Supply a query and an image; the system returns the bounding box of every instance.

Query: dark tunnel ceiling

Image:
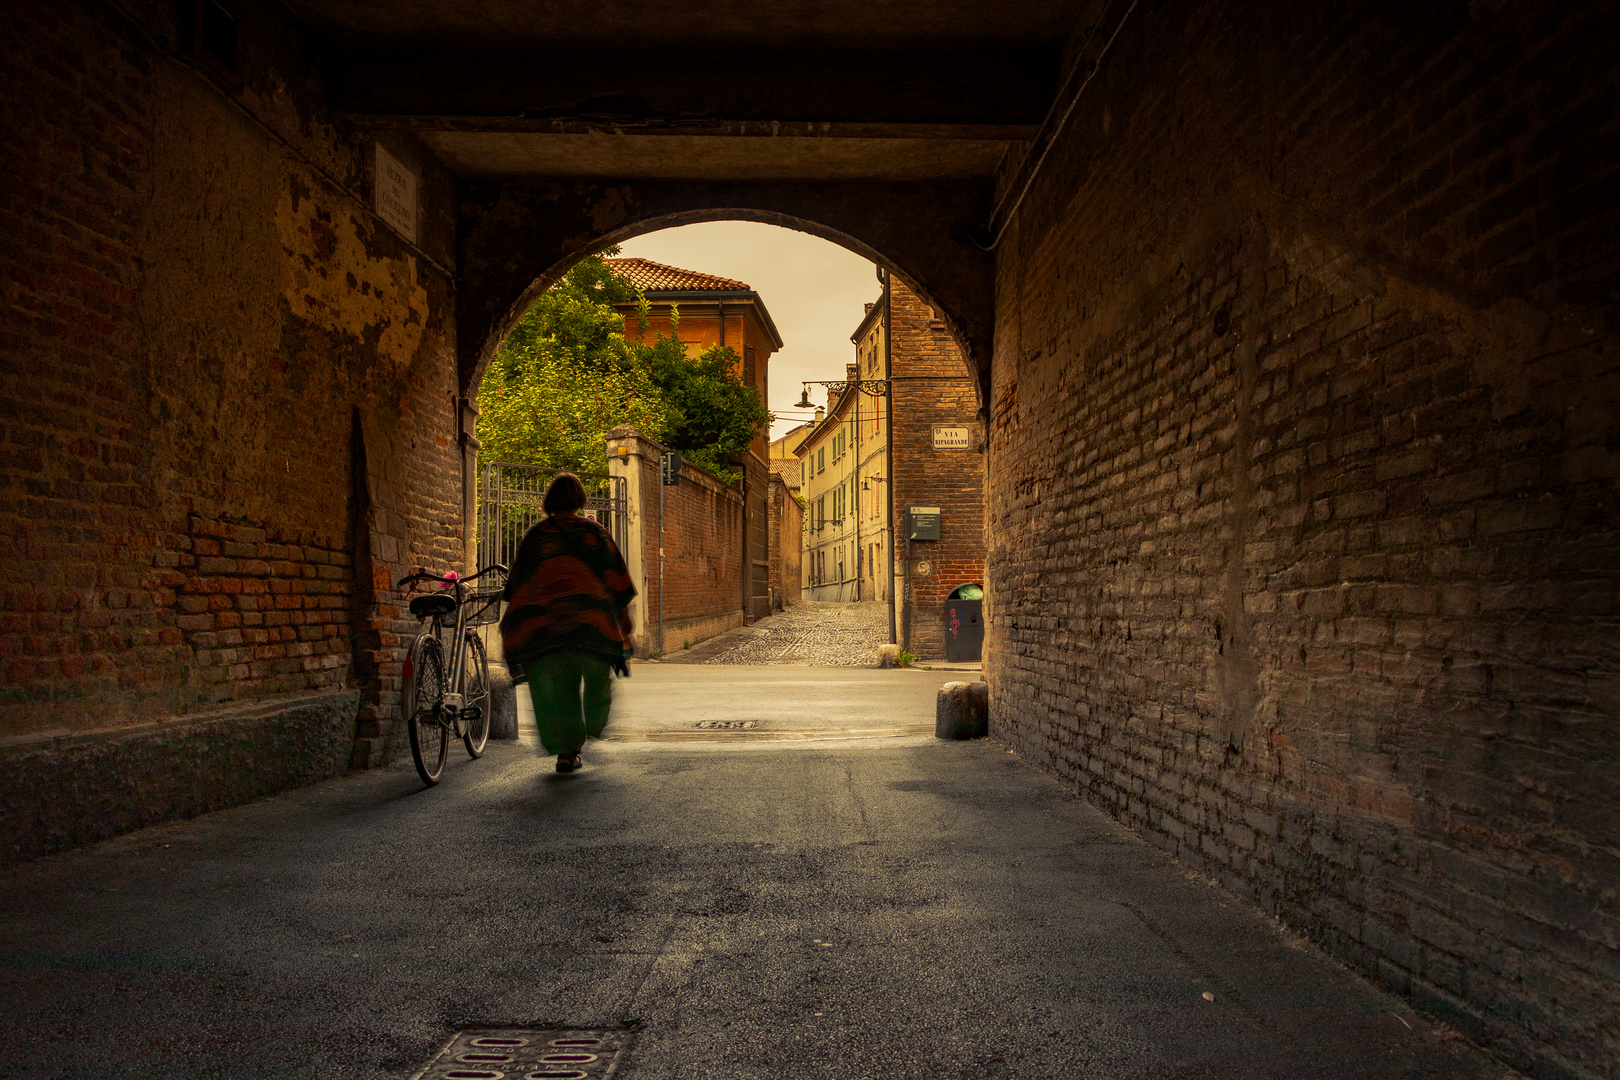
[279,0,1081,53]
[285,0,1093,181]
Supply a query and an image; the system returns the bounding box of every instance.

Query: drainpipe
[853,377,861,603]
[741,464,750,622]
[458,395,480,574]
[659,461,665,656]
[881,268,897,647]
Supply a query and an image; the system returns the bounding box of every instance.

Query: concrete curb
[0,690,361,867]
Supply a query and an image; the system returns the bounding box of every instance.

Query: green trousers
[521,649,613,756]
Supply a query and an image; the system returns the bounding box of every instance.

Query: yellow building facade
[796,299,890,603]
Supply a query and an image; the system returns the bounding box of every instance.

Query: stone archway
[454,179,994,403]
[456,196,991,659]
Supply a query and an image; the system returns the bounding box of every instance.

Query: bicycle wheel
[406,635,449,785]
[461,630,491,758]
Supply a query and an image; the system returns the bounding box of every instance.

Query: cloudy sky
[617,222,881,440]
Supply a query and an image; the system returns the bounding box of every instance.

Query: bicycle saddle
[409,593,458,618]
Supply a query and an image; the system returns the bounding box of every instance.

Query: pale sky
[616,222,881,440]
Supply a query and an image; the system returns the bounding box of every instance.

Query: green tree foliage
[643,339,772,482]
[476,252,669,475]
[477,353,672,476]
[476,250,772,484]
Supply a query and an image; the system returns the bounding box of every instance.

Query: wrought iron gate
[477,462,628,571]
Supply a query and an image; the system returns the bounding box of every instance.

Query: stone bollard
[935,680,989,739]
[488,662,520,740]
[876,644,901,668]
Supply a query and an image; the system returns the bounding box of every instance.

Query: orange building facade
[606,258,782,463]
[605,258,783,620]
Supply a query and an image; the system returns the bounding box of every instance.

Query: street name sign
[933,425,971,449]
[374,143,417,243]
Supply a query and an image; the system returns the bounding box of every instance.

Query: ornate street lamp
[798,378,889,406]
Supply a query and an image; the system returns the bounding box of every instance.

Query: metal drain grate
[410,1028,632,1080]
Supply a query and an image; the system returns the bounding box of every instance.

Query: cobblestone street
[662,600,892,666]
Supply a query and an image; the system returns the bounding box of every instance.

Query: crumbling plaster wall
[1,0,464,860]
[984,2,1618,1077]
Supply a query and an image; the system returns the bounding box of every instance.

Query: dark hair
[543,472,588,515]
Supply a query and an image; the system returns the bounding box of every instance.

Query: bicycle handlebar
[396,563,508,590]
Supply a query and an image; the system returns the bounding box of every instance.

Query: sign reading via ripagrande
[933,426,971,450]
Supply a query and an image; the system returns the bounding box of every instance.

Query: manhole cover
[411,1029,632,1080]
[695,720,757,729]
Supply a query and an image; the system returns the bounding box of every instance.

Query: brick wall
[986,2,1619,1076]
[0,0,465,856]
[888,277,986,659]
[745,453,770,621]
[616,431,747,654]
[767,473,803,608]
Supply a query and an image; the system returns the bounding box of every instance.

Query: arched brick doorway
[463,214,986,660]
[454,184,993,404]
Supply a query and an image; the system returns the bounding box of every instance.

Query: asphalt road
[0,666,1507,1079]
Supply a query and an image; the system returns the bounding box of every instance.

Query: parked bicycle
[397,564,507,786]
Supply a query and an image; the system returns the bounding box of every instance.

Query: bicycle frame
[400,564,504,733]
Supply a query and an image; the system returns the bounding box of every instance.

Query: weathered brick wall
[767,473,803,607]
[0,0,465,855]
[624,434,746,653]
[889,277,986,659]
[745,453,770,621]
[986,3,1618,1076]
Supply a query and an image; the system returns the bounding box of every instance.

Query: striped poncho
[499,516,636,665]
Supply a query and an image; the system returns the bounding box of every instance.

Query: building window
[818,447,824,473]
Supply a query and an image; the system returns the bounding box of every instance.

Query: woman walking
[500,472,636,773]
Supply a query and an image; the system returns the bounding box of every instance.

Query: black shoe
[556,754,583,773]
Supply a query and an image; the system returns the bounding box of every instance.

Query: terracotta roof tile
[604,257,752,293]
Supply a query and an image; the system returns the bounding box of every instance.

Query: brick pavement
[661,601,891,667]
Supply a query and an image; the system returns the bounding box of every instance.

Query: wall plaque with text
[908,507,941,540]
[933,426,971,449]
[374,143,418,243]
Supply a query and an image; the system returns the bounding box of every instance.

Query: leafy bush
[477,250,771,485]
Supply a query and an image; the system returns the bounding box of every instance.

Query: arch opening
[466,209,979,403]
[454,179,995,407]
[467,213,987,667]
